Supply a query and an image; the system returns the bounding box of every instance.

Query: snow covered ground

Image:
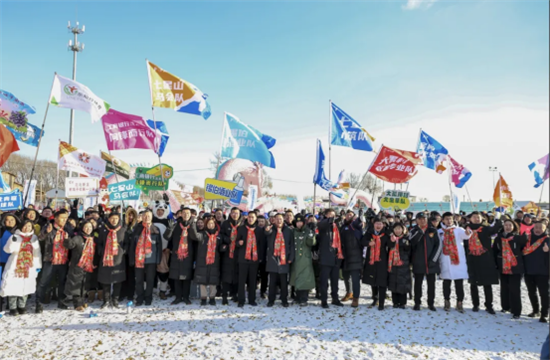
[0,281,546,360]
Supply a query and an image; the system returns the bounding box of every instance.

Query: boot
[75,306,86,312]
[528,311,541,318]
[456,301,464,314]
[209,298,216,306]
[201,299,207,306]
[369,299,378,308]
[9,309,18,316]
[97,290,104,303]
[159,291,167,300]
[171,298,182,305]
[444,300,450,311]
[222,297,229,306]
[351,298,359,308]
[341,293,353,302]
[87,290,96,303]
[331,299,344,307]
[35,302,43,314]
[486,307,496,315]
[17,307,27,315]
[100,291,110,309]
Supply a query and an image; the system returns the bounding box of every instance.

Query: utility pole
[67,20,85,145]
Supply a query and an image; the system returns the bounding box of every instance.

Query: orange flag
[0,125,20,167]
[493,174,513,208]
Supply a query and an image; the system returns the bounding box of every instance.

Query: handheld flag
[448,155,472,188]
[0,90,35,133]
[3,121,44,147]
[368,145,422,184]
[0,124,20,167]
[330,102,374,152]
[313,139,338,191]
[493,174,513,209]
[528,153,549,188]
[58,141,106,178]
[417,130,448,173]
[146,120,169,157]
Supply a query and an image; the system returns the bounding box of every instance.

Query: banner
[108,179,141,201]
[313,139,338,191]
[65,178,100,198]
[528,153,549,188]
[448,155,472,188]
[368,146,422,184]
[248,185,258,211]
[23,180,37,206]
[101,109,161,153]
[134,164,173,194]
[378,190,411,211]
[417,130,448,173]
[58,141,106,178]
[0,170,11,192]
[0,89,35,133]
[204,178,243,205]
[330,102,375,152]
[146,119,169,157]
[0,189,23,211]
[100,151,130,179]
[493,174,513,209]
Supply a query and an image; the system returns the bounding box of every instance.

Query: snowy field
[0,281,546,360]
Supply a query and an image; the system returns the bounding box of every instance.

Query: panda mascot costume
[152,197,172,299]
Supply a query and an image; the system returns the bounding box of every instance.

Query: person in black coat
[409,212,441,311]
[362,218,389,310]
[236,212,266,307]
[265,213,295,307]
[168,208,196,305]
[492,218,527,319]
[339,210,364,308]
[219,207,243,304]
[388,222,411,309]
[523,220,550,323]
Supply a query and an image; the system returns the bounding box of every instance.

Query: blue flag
[3,122,44,147]
[0,170,11,192]
[313,139,338,191]
[330,102,375,152]
[221,112,276,168]
[417,130,448,173]
[146,120,169,157]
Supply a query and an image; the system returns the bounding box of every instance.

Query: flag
[0,125,20,167]
[101,109,163,154]
[493,174,513,209]
[313,139,338,191]
[23,180,37,206]
[0,90,35,133]
[58,141,106,178]
[448,156,472,188]
[146,119,169,157]
[528,153,549,188]
[4,121,45,147]
[330,102,375,152]
[146,60,211,120]
[50,74,110,123]
[368,145,422,184]
[248,185,258,211]
[220,112,276,168]
[417,130,448,173]
[0,170,11,192]
[452,193,461,213]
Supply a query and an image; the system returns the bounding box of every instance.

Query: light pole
[67,20,85,145]
[489,166,498,189]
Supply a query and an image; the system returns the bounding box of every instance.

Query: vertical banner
[248,185,258,211]
[23,179,37,206]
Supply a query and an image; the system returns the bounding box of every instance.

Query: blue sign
[0,189,23,211]
[108,179,141,201]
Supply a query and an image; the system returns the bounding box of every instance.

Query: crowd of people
[0,201,548,325]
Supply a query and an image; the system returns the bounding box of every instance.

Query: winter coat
[387,235,411,294]
[189,223,223,285]
[219,218,242,284]
[129,223,163,266]
[522,232,550,276]
[290,226,316,290]
[492,232,527,275]
[438,225,470,280]
[340,218,364,271]
[317,218,344,267]
[265,226,295,274]
[409,226,441,275]
[63,232,97,298]
[362,230,389,287]
[37,222,73,264]
[96,221,127,284]
[167,219,196,281]
[236,224,266,264]
[465,222,501,286]
[0,230,42,297]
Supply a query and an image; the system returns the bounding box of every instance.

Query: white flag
[58,141,106,178]
[50,74,110,122]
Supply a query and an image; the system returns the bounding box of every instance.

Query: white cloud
[403,0,438,10]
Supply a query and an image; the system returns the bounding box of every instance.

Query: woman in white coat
[0,219,42,316]
[438,212,471,313]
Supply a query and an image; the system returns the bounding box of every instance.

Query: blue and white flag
[4,121,44,147]
[417,130,448,173]
[0,170,11,192]
[146,119,169,157]
[528,153,549,188]
[313,139,338,191]
[330,102,375,152]
[221,112,276,168]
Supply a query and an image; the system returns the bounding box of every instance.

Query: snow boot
[9,309,18,316]
[222,297,229,306]
[413,304,420,311]
[87,290,96,303]
[209,298,216,306]
[351,298,359,308]
[528,311,541,318]
[456,302,464,314]
[444,300,450,311]
[159,291,167,300]
[341,293,353,302]
[201,299,207,306]
[17,307,27,315]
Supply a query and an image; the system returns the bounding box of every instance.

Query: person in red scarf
[265,213,295,307]
[339,210,364,308]
[36,209,71,313]
[362,217,390,310]
[219,207,243,305]
[492,218,527,319]
[316,209,344,309]
[387,222,411,309]
[130,210,162,306]
[519,213,535,236]
[522,220,550,323]
[236,212,266,307]
[257,215,269,299]
[465,211,502,315]
[96,212,127,309]
[437,212,472,313]
[0,220,41,316]
[188,217,224,306]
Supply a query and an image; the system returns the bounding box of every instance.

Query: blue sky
[1,0,548,202]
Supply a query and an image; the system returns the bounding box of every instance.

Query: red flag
[0,125,20,167]
[368,145,422,184]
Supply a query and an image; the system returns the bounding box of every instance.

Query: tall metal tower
[67,20,85,145]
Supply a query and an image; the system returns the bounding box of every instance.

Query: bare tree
[345,172,383,197]
[442,195,451,202]
[1,153,67,191]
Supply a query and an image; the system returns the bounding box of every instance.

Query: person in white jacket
[438,212,471,313]
[0,219,42,316]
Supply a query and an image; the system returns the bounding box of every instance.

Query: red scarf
[273,228,287,265]
[369,233,384,265]
[522,234,548,256]
[78,235,96,273]
[135,224,153,268]
[229,223,238,259]
[468,227,486,256]
[206,231,218,265]
[245,226,258,261]
[442,227,460,265]
[15,235,33,278]
[388,234,403,272]
[332,223,344,260]
[103,225,121,267]
[501,236,518,274]
[52,225,69,265]
[177,224,190,260]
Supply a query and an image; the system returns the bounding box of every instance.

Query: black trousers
[443,279,465,302]
[525,274,549,316]
[371,286,387,307]
[101,282,122,301]
[119,256,135,300]
[319,265,340,303]
[470,283,493,309]
[268,273,288,304]
[259,262,268,295]
[414,273,436,306]
[135,264,157,303]
[222,282,238,299]
[392,292,407,306]
[174,279,192,301]
[238,262,259,304]
[36,263,68,304]
[500,274,522,316]
[296,290,309,303]
[349,269,361,298]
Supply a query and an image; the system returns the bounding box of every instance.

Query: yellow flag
[493,174,513,208]
[146,60,197,109]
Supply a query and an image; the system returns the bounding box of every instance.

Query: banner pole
[539,181,546,204]
[348,144,381,208]
[447,157,455,214]
[465,184,474,209]
[107,150,126,209]
[328,99,332,180]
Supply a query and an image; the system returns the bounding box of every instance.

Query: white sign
[248,185,258,211]
[23,180,37,206]
[65,178,100,198]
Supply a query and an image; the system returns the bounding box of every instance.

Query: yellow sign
[338,182,350,189]
[204,178,237,200]
[379,190,411,211]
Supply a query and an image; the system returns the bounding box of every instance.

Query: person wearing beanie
[219,207,243,305]
[290,214,316,306]
[339,210,364,307]
[387,222,412,309]
[362,217,390,310]
[519,214,535,236]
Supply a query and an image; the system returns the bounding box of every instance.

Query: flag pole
[539,181,546,204]
[107,149,126,210]
[348,144,381,209]
[416,128,423,154]
[24,72,57,206]
[447,157,456,214]
[464,184,474,209]
[328,99,332,180]
[497,172,502,212]
[313,183,317,215]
